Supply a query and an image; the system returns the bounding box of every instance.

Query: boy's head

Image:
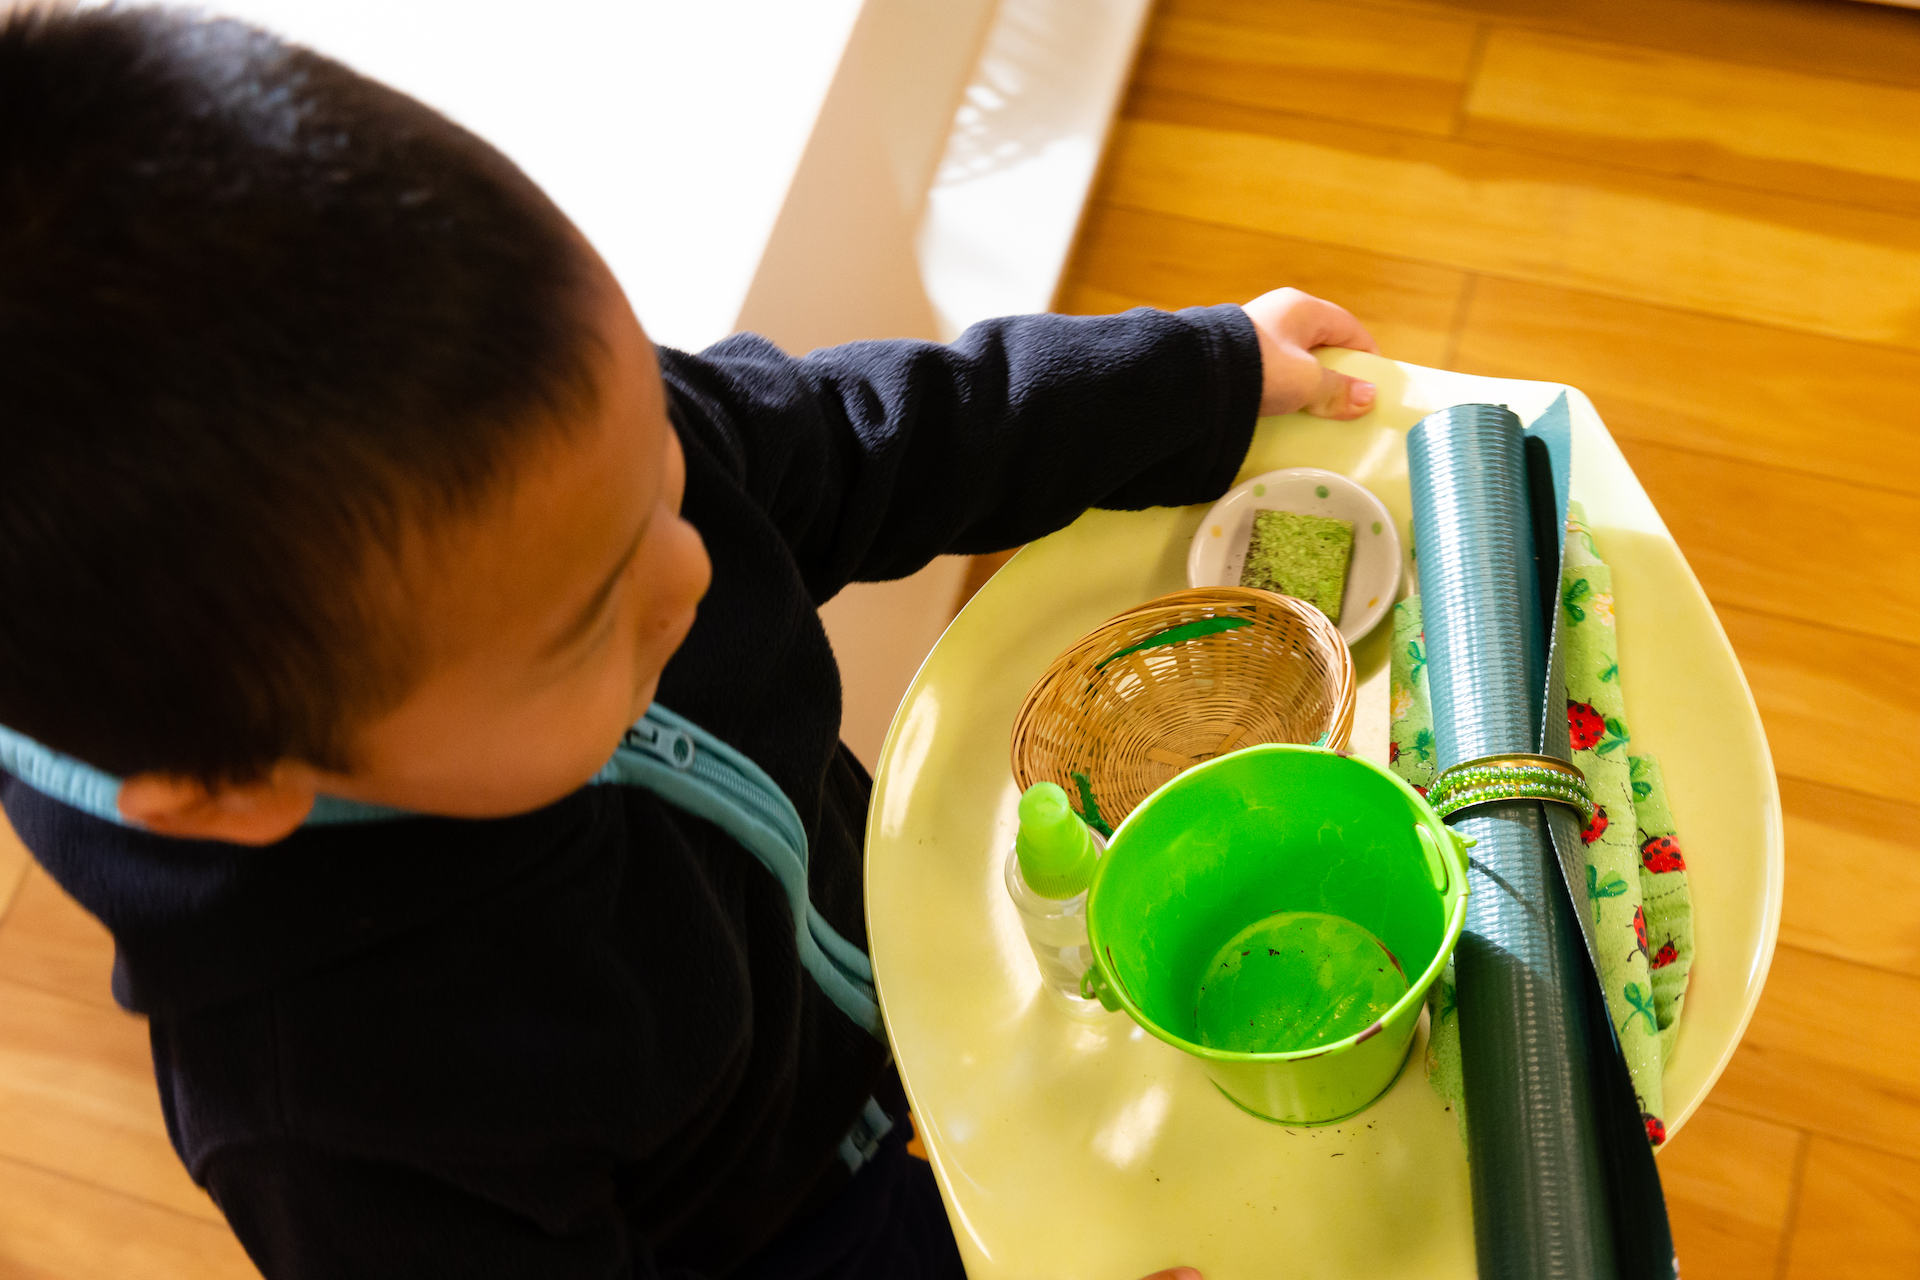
[0,6,710,843]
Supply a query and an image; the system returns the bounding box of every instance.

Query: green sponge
[1239,509,1354,622]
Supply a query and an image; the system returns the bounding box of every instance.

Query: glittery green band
[1428,753,1595,825]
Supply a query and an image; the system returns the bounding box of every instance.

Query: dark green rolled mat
[1408,402,1675,1280]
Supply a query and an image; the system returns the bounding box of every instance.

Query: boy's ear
[117,766,320,846]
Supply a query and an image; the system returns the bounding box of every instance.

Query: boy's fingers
[1305,365,1377,420]
[1243,288,1380,356]
[1137,1270,1204,1280]
[1305,299,1381,356]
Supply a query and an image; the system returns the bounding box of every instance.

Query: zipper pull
[625,720,697,771]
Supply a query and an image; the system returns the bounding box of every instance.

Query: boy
[0,6,1378,1278]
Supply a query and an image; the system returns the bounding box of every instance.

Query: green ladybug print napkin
[1562,502,1668,1142]
[1388,596,1438,797]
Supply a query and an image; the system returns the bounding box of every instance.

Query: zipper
[624,718,803,851]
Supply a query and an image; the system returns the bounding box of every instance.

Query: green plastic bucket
[1082,745,1470,1125]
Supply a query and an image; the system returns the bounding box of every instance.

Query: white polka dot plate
[1186,466,1401,644]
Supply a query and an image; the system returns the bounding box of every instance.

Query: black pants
[733,1071,966,1280]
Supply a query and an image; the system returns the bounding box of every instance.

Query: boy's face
[120,269,713,842]
[320,276,715,820]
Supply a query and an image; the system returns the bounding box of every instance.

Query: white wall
[191,0,868,352]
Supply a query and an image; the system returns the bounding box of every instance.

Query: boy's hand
[1242,287,1381,419]
[1139,1270,1203,1280]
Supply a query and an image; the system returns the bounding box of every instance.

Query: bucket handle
[1080,951,1128,1012]
[1415,824,1454,895]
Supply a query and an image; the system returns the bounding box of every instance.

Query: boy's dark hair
[0,5,598,784]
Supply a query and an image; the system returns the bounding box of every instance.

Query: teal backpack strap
[0,723,412,828]
[0,722,126,826]
[591,705,883,1040]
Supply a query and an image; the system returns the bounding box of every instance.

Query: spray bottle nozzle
[1015,781,1100,899]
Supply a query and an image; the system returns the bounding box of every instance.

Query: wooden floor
[2,0,1918,1276]
[1053,0,1920,1275]
[0,827,259,1278]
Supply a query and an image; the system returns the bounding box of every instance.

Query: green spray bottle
[1004,781,1105,1011]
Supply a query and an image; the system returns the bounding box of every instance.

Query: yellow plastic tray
[863,352,1783,1280]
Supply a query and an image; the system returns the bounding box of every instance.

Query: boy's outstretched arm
[658,291,1377,604]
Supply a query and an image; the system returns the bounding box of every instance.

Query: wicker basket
[1010,588,1355,835]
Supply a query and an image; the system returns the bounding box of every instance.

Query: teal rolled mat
[1408,403,1675,1279]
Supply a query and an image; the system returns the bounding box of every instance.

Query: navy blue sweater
[2,306,1261,1278]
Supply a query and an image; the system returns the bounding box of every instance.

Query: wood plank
[1778,778,1920,980]
[1709,943,1920,1161]
[0,866,120,1011]
[1135,0,1479,135]
[1104,97,1920,351]
[1452,276,1920,496]
[1655,1102,1801,1280]
[1613,436,1920,646]
[0,1154,255,1280]
[1463,29,1920,213]
[1783,1136,1920,1279]
[1345,0,1920,91]
[1715,605,1918,806]
[0,976,222,1225]
[1057,203,1467,366]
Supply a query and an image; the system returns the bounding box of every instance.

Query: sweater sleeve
[202,1140,701,1280]
[657,304,1262,603]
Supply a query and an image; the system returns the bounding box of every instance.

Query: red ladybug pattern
[1641,834,1687,874]
[1643,1114,1667,1146]
[1630,904,1648,962]
[1389,740,1400,764]
[1650,938,1678,970]
[1568,700,1605,750]
[1581,804,1609,845]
